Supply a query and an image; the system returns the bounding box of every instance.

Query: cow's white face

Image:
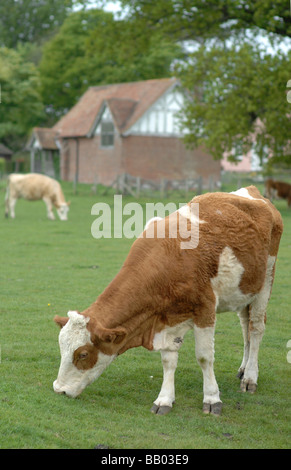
[57,203,70,221]
[53,311,116,398]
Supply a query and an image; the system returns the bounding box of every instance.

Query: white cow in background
[5,173,70,220]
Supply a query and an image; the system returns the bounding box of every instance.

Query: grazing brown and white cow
[5,173,70,220]
[53,186,283,415]
[265,179,291,208]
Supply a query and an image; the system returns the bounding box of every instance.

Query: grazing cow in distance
[53,186,283,416]
[265,179,291,208]
[5,173,70,220]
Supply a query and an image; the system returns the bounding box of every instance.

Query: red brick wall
[60,134,221,186]
[122,135,221,185]
[61,134,123,185]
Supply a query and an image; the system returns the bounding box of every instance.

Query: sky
[84,1,123,15]
[103,1,121,13]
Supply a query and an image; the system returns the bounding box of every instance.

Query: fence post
[118,173,125,194]
[197,176,203,195]
[136,176,141,198]
[92,175,98,194]
[160,178,166,198]
[185,179,189,197]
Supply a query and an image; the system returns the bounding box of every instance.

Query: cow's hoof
[240,378,257,394]
[150,404,172,415]
[203,401,222,416]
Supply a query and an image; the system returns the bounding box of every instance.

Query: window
[101,121,114,147]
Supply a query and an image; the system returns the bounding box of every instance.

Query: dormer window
[101,121,114,147]
[97,106,115,147]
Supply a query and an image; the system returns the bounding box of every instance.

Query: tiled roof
[30,127,58,150]
[107,98,138,131]
[53,78,178,138]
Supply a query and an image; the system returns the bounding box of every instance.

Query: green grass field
[0,181,290,449]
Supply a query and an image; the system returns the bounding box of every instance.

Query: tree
[39,9,182,117]
[0,0,93,49]
[106,0,291,165]
[0,47,44,150]
[114,0,291,41]
[176,43,291,162]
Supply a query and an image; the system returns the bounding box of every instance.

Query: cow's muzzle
[53,380,79,398]
[53,380,68,395]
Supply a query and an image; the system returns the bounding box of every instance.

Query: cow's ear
[94,326,127,345]
[54,315,69,329]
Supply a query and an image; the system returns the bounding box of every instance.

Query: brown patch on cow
[73,343,98,370]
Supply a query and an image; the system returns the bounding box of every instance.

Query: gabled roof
[27,127,58,150]
[106,98,138,131]
[53,78,178,138]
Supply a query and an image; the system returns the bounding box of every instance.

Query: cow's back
[194,186,282,252]
[191,186,283,295]
[9,173,60,201]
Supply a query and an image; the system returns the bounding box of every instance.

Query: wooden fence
[92,173,217,198]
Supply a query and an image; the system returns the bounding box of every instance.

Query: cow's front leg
[43,197,55,220]
[151,350,178,415]
[194,324,222,416]
[9,198,17,218]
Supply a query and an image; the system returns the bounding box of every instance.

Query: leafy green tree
[0,47,44,150]
[176,43,291,162]
[0,0,93,49]
[39,9,182,116]
[113,0,291,41]
[105,0,291,165]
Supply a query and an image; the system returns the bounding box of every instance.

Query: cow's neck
[82,264,169,352]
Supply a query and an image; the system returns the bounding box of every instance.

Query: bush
[0,157,6,175]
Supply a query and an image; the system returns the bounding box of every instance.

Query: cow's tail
[4,175,10,218]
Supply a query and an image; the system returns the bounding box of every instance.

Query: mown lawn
[0,181,290,449]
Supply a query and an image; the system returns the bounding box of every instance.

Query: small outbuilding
[0,143,13,160]
[30,78,221,189]
[27,127,60,179]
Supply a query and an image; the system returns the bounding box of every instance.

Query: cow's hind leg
[237,306,250,379]
[4,187,9,218]
[194,324,222,415]
[151,350,178,415]
[240,307,265,393]
[240,304,266,393]
[5,198,9,218]
[240,256,275,393]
